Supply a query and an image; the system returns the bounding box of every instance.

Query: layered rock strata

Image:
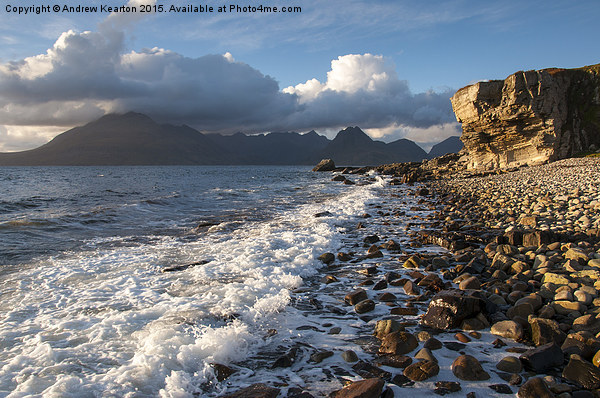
[451,64,600,169]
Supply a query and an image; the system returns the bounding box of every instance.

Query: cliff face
[451,64,600,169]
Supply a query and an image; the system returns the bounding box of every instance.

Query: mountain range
[0,113,462,166]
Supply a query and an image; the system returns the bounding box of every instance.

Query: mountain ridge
[0,113,458,166]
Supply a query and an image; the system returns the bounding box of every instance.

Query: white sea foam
[0,177,381,396]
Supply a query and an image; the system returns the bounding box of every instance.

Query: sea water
[0,166,390,397]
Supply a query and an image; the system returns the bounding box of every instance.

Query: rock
[403,360,439,381]
[517,377,554,398]
[321,275,338,284]
[520,343,564,373]
[310,350,333,363]
[489,384,513,394]
[313,159,335,172]
[212,363,236,381]
[345,289,368,305]
[451,355,490,381]
[552,300,586,315]
[562,354,600,389]
[403,255,422,269]
[373,355,412,368]
[491,320,524,341]
[421,289,483,330]
[373,279,387,290]
[379,331,418,355]
[434,381,461,395]
[287,388,314,398]
[542,272,571,285]
[374,319,404,339]
[566,248,590,264]
[318,252,335,265]
[341,350,359,363]
[496,356,523,373]
[355,299,375,314]
[402,280,420,296]
[390,307,418,315]
[450,66,600,170]
[459,276,481,290]
[337,252,352,262]
[363,235,380,245]
[530,317,567,346]
[523,230,555,248]
[416,348,437,364]
[331,378,385,398]
[423,338,443,350]
[223,383,280,398]
[378,293,397,302]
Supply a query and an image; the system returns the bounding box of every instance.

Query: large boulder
[331,378,384,398]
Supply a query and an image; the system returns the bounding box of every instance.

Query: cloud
[0,11,456,151]
[282,54,455,131]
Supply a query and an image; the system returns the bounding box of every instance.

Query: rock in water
[450,64,600,170]
[312,158,336,171]
[421,289,483,330]
[331,378,384,398]
[451,355,490,381]
[223,383,280,398]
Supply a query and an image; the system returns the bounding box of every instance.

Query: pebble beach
[221,157,600,398]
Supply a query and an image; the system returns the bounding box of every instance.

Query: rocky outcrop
[451,64,600,169]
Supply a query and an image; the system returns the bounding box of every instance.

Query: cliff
[451,64,600,169]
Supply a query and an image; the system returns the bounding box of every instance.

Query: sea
[0,165,403,397]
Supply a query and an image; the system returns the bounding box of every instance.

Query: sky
[0,0,598,152]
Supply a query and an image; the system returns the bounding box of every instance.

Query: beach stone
[491,253,515,272]
[223,383,280,398]
[384,239,401,251]
[553,300,586,315]
[542,273,571,285]
[310,350,333,363]
[491,320,524,341]
[496,356,523,373]
[378,293,396,302]
[530,317,567,346]
[434,381,461,395]
[379,331,418,355]
[589,259,600,268]
[575,290,593,305]
[212,363,236,381]
[331,378,384,398]
[373,280,387,290]
[318,252,335,264]
[321,275,338,284]
[451,355,490,381]
[337,252,352,262]
[373,355,412,368]
[489,384,513,394]
[520,343,564,373]
[562,354,600,389]
[403,255,422,269]
[390,306,418,315]
[364,235,380,245]
[287,387,314,398]
[566,248,590,263]
[403,360,439,381]
[561,333,600,359]
[459,276,481,290]
[523,230,554,248]
[312,159,335,172]
[517,377,554,398]
[355,300,375,314]
[328,327,342,335]
[421,289,483,330]
[374,319,404,339]
[423,337,443,350]
[341,350,359,363]
[366,248,384,259]
[345,289,368,305]
[455,332,471,343]
[403,280,420,296]
[507,302,534,320]
[415,348,437,363]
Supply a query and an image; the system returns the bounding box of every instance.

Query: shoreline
[222,157,600,397]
